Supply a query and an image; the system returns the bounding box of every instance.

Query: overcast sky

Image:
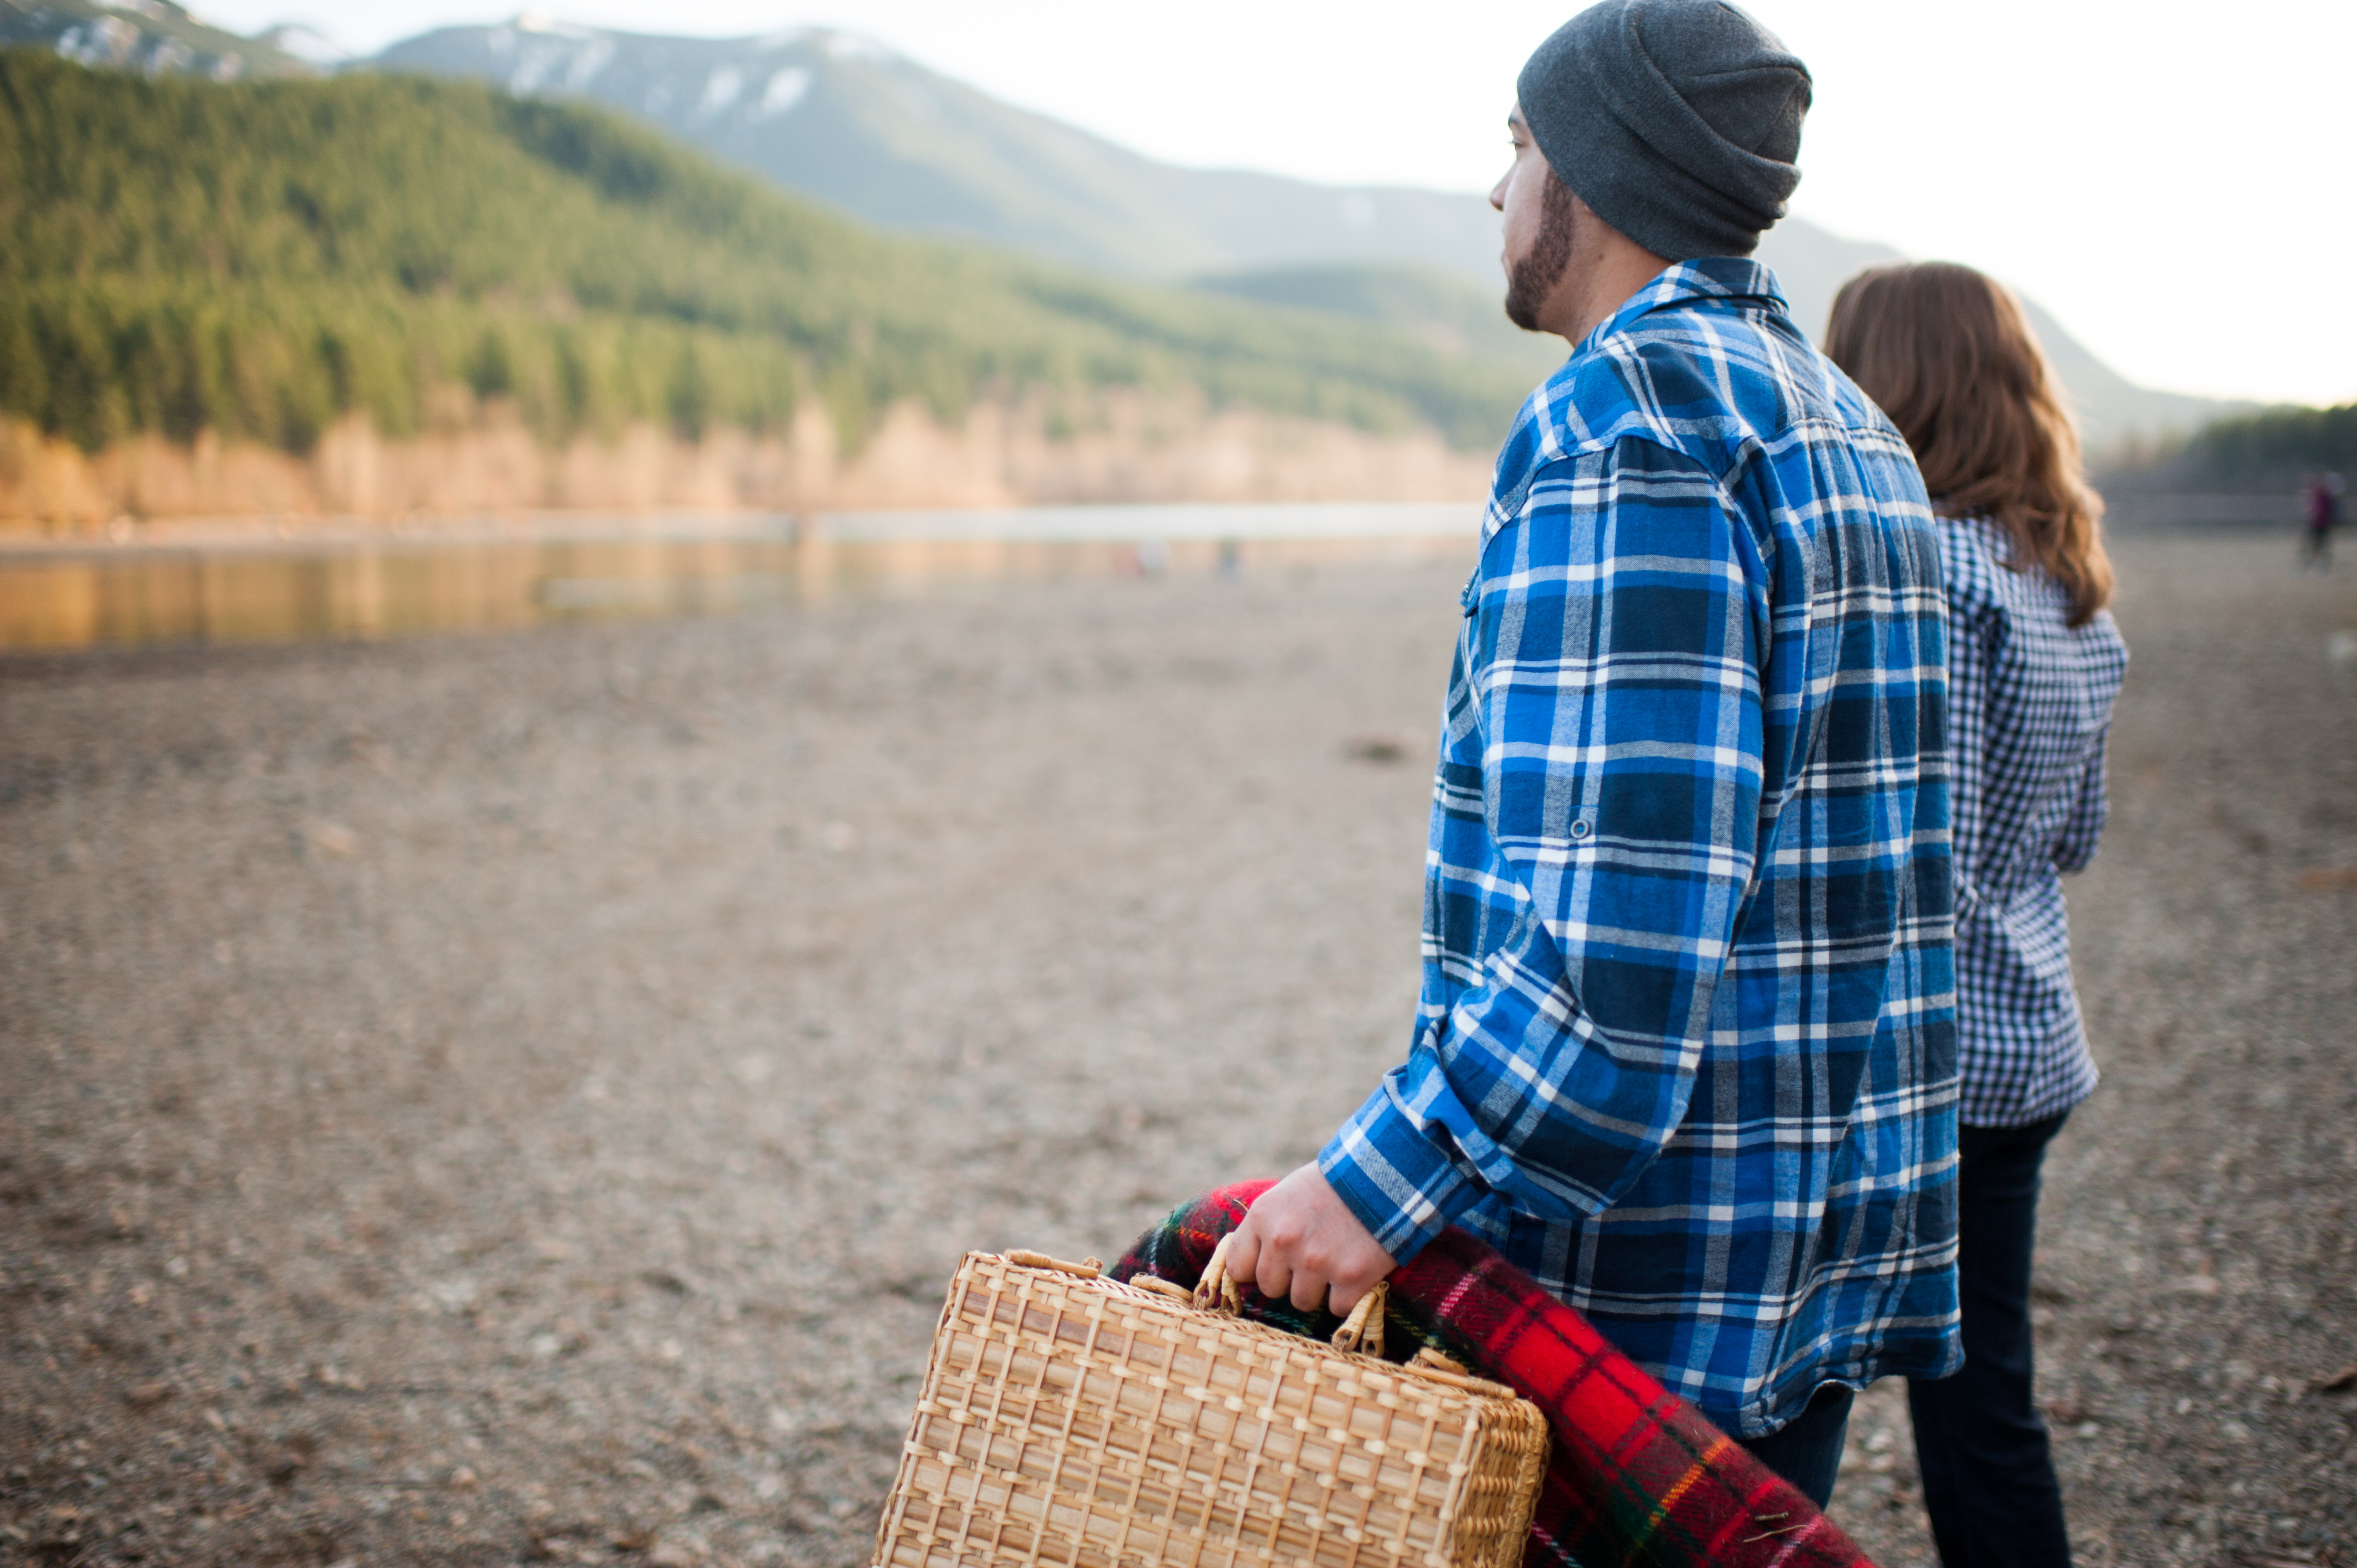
[202,0,2354,407]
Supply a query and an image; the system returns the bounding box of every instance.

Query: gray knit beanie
[1517,0,1810,260]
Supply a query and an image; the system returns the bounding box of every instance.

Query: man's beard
[1504,174,1580,332]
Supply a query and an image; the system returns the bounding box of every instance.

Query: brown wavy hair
[1824,261,2113,625]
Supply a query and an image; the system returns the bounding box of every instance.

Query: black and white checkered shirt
[1943,515,2129,1127]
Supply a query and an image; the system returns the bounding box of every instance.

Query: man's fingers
[1231,1165,1394,1318]
[1228,1217,1293,1303]
[1223,1224,1261,1293]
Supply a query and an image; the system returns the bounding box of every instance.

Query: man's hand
[1225,1164,1396,1315]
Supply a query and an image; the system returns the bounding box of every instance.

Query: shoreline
[0,397,1498,539]
[0,499,1486,559]
[0,490,2308,560]
[0,508,1488,654]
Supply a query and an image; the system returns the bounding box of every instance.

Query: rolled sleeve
[1320,1056,1485,1262]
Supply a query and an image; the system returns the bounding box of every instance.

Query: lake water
[0,503,1482,652]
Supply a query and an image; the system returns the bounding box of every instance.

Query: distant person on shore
[2301,471,2340,573]
[1827,261,2128,1568]
[1217,0,1960,1510]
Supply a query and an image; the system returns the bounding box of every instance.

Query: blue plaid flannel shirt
[1320,260,1962,1438]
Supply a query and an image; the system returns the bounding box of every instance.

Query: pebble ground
[1,532,2349,1567]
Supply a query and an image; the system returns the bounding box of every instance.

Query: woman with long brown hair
[1825,262,2127,1567]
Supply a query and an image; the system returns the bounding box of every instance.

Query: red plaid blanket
[1112,1182,1877,1568]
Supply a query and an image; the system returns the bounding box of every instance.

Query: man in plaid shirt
[1226,0,1959,1504]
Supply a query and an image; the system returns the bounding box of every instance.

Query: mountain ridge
[364,16,2237,447]
[0,4,2242,451]
[374,19,1511,287]
[0,0,308,79]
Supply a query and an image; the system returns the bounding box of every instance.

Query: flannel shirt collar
[1481,259,1792,553]
[1573,257,1790,359]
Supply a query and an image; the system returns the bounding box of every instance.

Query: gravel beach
[2,531,2351,1567]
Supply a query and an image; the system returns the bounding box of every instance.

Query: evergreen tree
[0,47,1531,456]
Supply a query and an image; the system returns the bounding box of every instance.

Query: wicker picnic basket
[869,1244,1550,1568]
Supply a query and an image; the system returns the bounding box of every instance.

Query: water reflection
[0,505,1480,652]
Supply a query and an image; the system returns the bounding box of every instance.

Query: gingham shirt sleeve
[1321,439,1766,1262]
[2050,724,2112,875]
[1943,555,1994,917]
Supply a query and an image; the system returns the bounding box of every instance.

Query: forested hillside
[2101,401,2357,492]
[0,49,1533,461]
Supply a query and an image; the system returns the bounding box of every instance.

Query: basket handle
[1006,1246,1507,1393]
[1194,1234,1244,1313]
[1004,1249,1103,1276]
[1193,1235,1387,1359]
[1331,1281,1388,1357]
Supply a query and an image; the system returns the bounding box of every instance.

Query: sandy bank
[0,389,1494,537]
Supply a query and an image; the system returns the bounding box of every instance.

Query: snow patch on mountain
[514,11,595,37]
[259,23,349,66]
[755,66,810,120]
[53,14,134,64]
[695,64,742,119]
[821,32,892,63]
[506,40,562,94]
[495,29,609,95]
[142,33,192,73]
[563,34,611,89]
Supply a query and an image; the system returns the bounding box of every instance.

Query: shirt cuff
[1318,1064,1485,1266]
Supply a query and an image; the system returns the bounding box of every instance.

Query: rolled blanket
[1111,1182,1877,1568]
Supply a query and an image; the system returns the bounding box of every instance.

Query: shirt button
[1571,818,1593,840]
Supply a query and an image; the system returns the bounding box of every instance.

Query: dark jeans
[1737,1381,1855,1509]
[1909,1110,2075,1567]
